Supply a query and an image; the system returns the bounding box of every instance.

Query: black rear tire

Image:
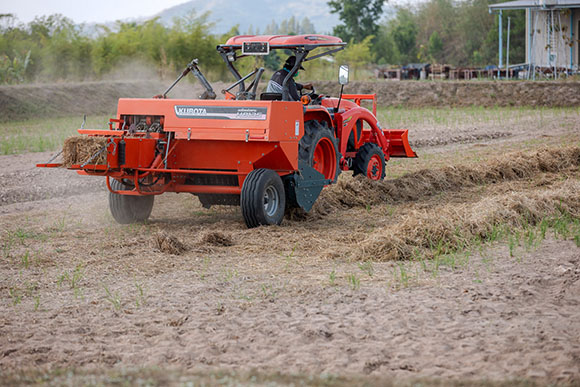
[109,179,155,224]
[241,169,286,228]
[353,143,386,181]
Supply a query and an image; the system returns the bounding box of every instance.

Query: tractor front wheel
[109,179,155,224]
[241,169,286,228]
[353,143,386,181]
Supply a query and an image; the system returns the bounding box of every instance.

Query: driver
[266,56,313,101]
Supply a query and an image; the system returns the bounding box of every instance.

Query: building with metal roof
[489,0,580,77]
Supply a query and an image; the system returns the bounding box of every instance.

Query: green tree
[387,8,418,64]
[0,50,30,84]
[335,35,374,78]
[374,23,401,64]
[428,31,443,62]
[328,0,385,43]
[481,9,526,66]
[455,0,495,65]
[264,20,278,35]
[300,17,316,34]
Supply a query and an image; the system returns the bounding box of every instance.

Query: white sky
[1,0,422,26]
[0,0,190,24]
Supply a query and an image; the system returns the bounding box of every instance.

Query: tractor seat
[260,92,282,101]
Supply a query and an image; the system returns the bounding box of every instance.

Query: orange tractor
[38,34,416,228]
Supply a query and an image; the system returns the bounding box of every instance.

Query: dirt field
[1,105,579,385]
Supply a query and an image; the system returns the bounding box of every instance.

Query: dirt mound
[314,146,580,216]
[313,80,580,108]
[62,136,108,167]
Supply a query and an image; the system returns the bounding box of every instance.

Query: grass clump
[103,285,122,311]
[57,263,85,299]
[348,273,361,290]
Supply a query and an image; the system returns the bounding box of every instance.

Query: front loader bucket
[385,129,417,158]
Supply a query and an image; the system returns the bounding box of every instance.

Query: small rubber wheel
[299,120,341,183]
[241,169,286,228]
[353,143,386,181]
[109,179,155,224]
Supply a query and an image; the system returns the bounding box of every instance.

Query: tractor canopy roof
[219,34,345,50]
[216,34,346,101]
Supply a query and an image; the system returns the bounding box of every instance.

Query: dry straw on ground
[200,231,234,247]
[153,232,187,255]
[314,147,580,216]
[357,179,580,261]
[62,136,108,167]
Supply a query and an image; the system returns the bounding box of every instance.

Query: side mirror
[338,65,349,85]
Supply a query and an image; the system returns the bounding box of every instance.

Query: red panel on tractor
[116,99,303,142]
[115,99,303,173]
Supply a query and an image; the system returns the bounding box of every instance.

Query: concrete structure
[489,0,580,75]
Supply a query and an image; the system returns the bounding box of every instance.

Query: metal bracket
[285,162,331,212]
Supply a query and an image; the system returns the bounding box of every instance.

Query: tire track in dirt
[0,152,105,213]
[410,131,512,147]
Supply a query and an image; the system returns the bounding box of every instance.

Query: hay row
[357,179,580,261]
[62,136,108,167]
[314,146,580,216]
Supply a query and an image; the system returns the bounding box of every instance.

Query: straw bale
[62,136,108,167]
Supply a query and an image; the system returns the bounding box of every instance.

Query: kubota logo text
[174,105,268,120]
[176,107,207,116]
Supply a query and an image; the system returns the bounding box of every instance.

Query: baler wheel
[109,179,155,224]
[299,120,340,183]
[241,168,286,228]
[353,143,386,181]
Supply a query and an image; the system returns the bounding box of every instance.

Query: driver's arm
[289,82,301,101]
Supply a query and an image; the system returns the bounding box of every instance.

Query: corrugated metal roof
[489,0,580,10]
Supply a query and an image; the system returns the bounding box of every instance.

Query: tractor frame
[38,34,416,227]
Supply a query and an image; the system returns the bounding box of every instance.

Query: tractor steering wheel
[300,85,320,104]
[300,85,316,97]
